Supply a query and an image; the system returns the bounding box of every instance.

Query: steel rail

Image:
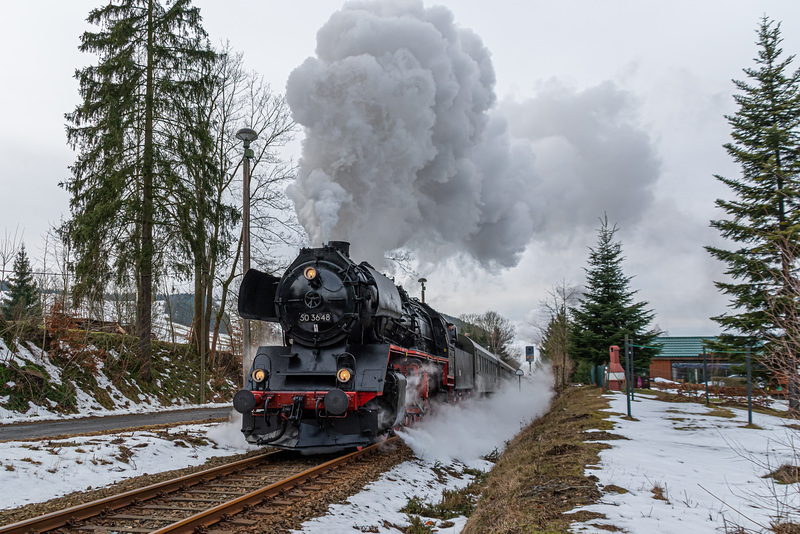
[151,437,398,534]
[0,451,278,534]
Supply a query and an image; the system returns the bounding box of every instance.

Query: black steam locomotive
[232,241,515,451]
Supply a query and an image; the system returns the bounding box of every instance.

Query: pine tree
[706,17,800,351]
[570,216,660,369]
[2,245,41,321]
[62,0,214,379]
[706,17,800,409]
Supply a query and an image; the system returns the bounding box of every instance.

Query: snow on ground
[4,366,798,533]
[0,415,255,510]
[569,391,800,533]
[294,459,475,534]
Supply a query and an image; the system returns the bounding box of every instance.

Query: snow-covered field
[0,417,255,510]
[570,391,800,533]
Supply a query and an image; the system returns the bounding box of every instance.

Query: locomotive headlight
[336,368,352,383]
[251,369,267,383]
[303,266,317,280]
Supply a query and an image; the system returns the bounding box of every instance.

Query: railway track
[0,437,399,534]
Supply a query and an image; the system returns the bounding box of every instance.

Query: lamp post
[236,127,258,385]
[418,277,427,304]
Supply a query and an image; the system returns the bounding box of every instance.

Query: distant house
[650,336,733,382]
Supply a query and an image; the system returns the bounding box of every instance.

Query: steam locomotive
[232,241,516,451]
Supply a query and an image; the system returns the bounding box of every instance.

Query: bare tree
[532,280,579,390]
[459,310,519,367]
[750,235,800,413]
[0,226,23,300]
[199,46,298,367]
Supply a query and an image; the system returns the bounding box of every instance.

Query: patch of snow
[569,392,800,533]
[293,458,472,534]
[0,421,254,510]
[653,377,679,384]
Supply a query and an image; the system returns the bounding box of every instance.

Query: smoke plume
[499,79,661,242]
[286,0,660,269]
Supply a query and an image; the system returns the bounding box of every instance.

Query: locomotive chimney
[328,241,351,257]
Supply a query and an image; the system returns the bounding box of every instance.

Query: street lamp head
[236,128,258,142]
[418,277,427,284]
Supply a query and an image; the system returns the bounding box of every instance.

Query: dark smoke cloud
[286,0,660,269]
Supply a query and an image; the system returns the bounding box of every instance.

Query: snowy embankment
[0,337,230,424]
[570,392,800,533]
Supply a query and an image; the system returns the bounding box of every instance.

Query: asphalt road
[0,407,233,442]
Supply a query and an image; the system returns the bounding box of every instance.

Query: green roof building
[650,336,730,382]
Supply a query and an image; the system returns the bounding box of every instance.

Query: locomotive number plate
[299,312,332,323]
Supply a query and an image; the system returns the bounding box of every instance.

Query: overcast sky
[2,1,800,345]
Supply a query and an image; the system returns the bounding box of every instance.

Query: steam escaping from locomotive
[285,1,661,269]
[398,363,554,464]
[286,0,536,268]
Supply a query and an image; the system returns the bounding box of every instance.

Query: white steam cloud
[286,0,660,269]
[397,365,554,464]
[206,411,259,451]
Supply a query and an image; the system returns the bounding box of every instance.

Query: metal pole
[703,347,709,406]
[629,343,635,401]
[624,334,632,418]
[236,127,258,387]
[200,291,206,405]
[746,346,752,425]
[242,145,251,386]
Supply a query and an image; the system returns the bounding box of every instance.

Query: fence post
[624,334,632,418]
[703,346,709,406]
[746,346,752,425]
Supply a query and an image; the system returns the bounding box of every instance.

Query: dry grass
[462,386,612,534]
[765,464,800,484]
[706,407,737,419]
[651,484,670,503]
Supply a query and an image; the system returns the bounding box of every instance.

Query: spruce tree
[706,18,800,346]
[62,0,214,379]
[2,245,41,321]
[570,216,660,369]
